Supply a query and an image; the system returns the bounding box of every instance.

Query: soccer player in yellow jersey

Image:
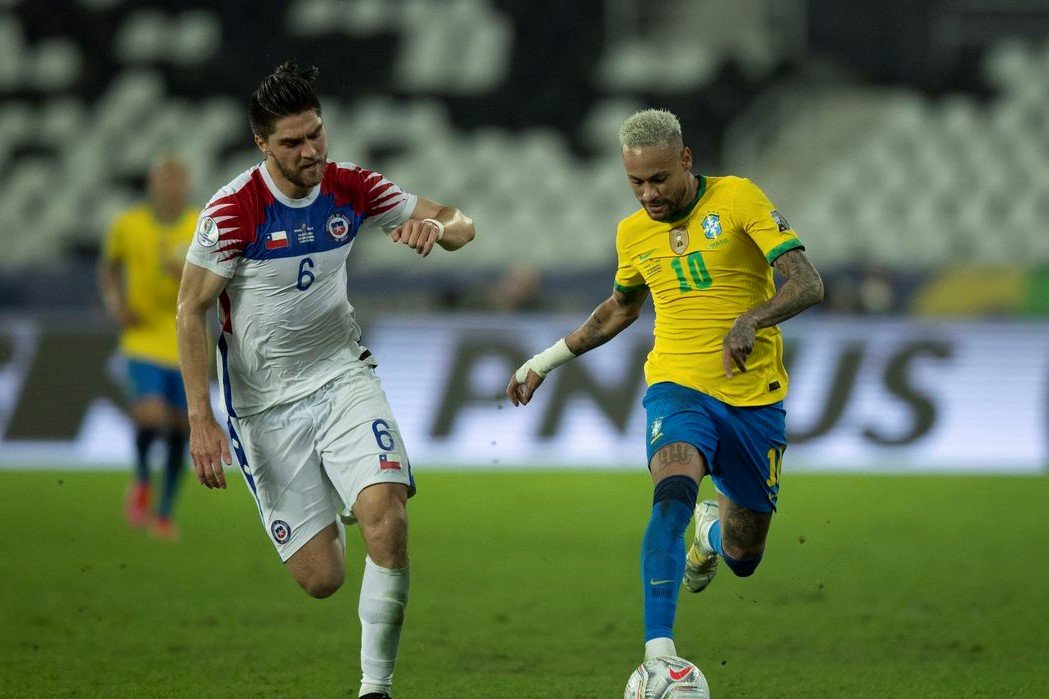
[507,109,824,664]
[99,156,198,540]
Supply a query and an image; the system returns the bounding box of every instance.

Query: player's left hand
[391,219,442,257]
[506,369,545,407]
[722,314,757,378]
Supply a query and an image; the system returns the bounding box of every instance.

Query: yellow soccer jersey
[614,175,804,406]
[103,204,198,367]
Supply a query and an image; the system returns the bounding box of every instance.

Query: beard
[275,157,324,189]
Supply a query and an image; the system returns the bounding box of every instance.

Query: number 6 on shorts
[372,419,395,451]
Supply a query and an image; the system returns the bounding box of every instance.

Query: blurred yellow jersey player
[613,174,803,406]
[99,155,197,540]
[507,108,823,666]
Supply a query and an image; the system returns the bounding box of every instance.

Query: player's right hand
[189,417,232,489]
[506,368,545,407]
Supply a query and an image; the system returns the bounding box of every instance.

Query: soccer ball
[624,656,710,698]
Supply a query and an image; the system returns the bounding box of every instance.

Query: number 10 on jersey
[670,252,712,292]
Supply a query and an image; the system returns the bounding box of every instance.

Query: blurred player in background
[176,61,474,699]
[98,155,197,541]
[507,109,824,664]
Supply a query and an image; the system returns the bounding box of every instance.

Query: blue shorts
[126,358,187,408]
[643,382,787,512]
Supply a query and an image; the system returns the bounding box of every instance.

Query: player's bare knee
[299,569,345,599]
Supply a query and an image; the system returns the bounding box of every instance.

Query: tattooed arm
[722,249,824,377]
[507,285,648,406]
[565,285,649,355]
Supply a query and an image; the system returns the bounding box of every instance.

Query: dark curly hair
[248,60,322,138]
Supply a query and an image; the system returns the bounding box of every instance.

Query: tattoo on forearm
[568,289,646,354]
[577,311,609,352]
[749,250,823,328]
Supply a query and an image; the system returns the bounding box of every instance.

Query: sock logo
[649,578,675,586]
[668,666,692,681]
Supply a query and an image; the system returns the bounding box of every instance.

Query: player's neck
[264,159,312,200]
[665,174,701,222]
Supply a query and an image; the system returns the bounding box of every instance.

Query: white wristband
[422,218,445,241]
[514,338,575,383]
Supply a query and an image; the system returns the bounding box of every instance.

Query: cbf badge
[701,213,722,240]
[670,226,689,255]
[326,213,351,242]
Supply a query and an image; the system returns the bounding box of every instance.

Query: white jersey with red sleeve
[185,161,417,417]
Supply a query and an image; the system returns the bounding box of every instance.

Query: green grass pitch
[1,469,1046,697]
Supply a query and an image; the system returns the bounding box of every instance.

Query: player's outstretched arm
[507,285,648,406]
[722,248,824,377]
[391,196,475,257]
[176,262,233,489]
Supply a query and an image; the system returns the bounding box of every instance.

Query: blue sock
[642,475,698,642]
[707,520,724,557]
[157,430,186,518]
[134,427,156,484]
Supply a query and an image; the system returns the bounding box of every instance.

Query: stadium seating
[0,0,1046,314]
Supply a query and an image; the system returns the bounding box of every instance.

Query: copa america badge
[326,213,351,241]
[270,520,292,544]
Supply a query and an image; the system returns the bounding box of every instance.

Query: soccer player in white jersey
[175,61,475,699]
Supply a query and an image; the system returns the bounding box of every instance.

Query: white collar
[260,161,322,208]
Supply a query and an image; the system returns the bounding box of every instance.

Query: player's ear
[254,132,269,156]
[681,146,692,172]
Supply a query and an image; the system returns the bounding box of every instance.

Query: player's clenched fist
[391,218,443,257]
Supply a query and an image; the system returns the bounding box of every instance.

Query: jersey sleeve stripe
[370,201,402,215]
[765,239,805,265]
[614,281,647,293]
[370,181,396,197]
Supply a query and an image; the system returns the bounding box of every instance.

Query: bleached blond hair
[618,109,683,150]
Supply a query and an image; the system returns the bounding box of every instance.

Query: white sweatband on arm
[514,338,575,383]
[422,218,444,241]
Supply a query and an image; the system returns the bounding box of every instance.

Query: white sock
[645,637,677,661]
[358,556,409,697]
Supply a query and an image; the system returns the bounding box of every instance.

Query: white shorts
[227,364,415,561]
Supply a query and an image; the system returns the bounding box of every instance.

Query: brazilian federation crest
[669,226,689,255]
[701,213,722,240]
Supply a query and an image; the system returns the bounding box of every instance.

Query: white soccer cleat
[683,500,719,593]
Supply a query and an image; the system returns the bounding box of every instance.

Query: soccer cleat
[124,483,151,528]
[683,500,719,593]
[359,693,391,699]
[149,517,179,542]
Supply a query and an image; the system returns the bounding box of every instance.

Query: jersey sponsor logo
[670,226,689,255]
[637,249,656,262]
[270,519,292,544]
[701,213,722,239]
[265,230,289,250]
[326,213,351,242]
[196,217,219,247]
[771,209,791,232]
[668,666,692,681]
[379,453,402,470]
